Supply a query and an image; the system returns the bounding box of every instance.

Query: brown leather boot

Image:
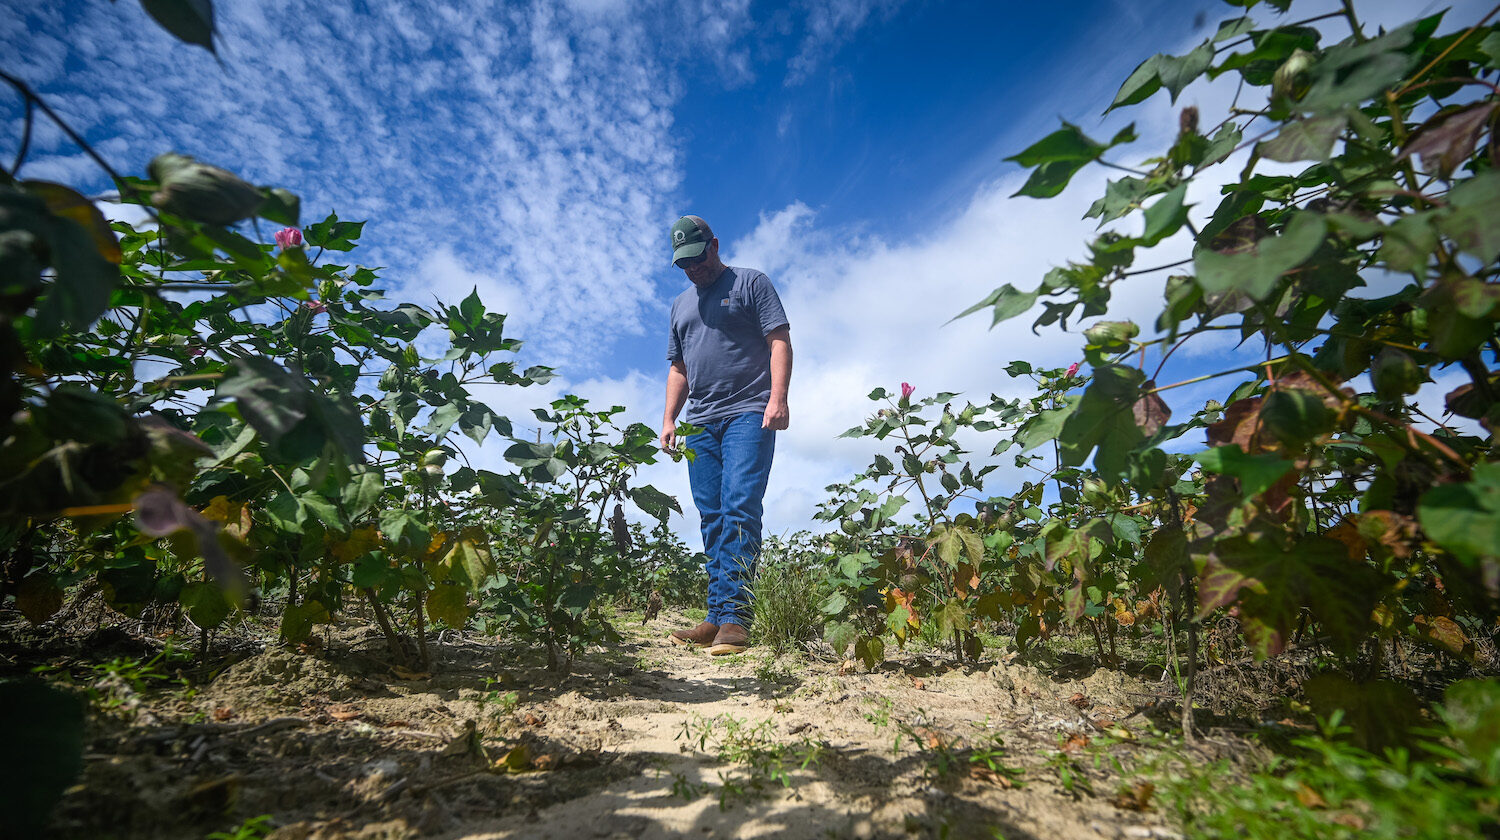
[708,622,750,656]
[669,620,718,647]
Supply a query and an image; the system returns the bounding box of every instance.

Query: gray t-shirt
[668,265,789,424]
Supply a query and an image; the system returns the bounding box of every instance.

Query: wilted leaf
[1198,534,1380,658]
[1413,615,1473,659]
[14,574,63,625]
[1110,781,1155,811]
[1132,384,1170,436]
[1403,102,1498,177]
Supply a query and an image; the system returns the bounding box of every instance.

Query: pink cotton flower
[1066,363,1080,379]
[900,382,915,401]
[304,300,327,315]
[188,347,205,358]
[274,227,303,248]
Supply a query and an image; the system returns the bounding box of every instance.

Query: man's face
[678,238,719,285]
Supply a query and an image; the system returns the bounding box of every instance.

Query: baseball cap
[670,215,713,264]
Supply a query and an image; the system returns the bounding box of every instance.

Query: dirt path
[43,610,1200,839]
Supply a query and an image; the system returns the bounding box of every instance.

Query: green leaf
[1481,32,1500,68]
[179,581,231,629]
[1084,176,1153,224]
[1057,365,1148,480]
[1298,18,1426,114]
[1005,122,1109,198]
[257,188,300,226]
[1196,445,1293,498]
[304,213,364,251]
[1140,183,1190,246]
[1260,387,1337,447]
[1156,42,1214,102]
[420,402,464,439]
[341,466,385,517]
[1379,212,1437,277]
[1439,171,1500,263]
[216,358,308,455]
[18,190,121,338]
[379,509,430,555]
[934,599,969,637]
[629,484,681,518]
[1418,462,1500,566]
[1194,211,1326,301]
[956,283,1040,326]
[1108,55,1162,111]
[1199,123,1242,168]
[1044,518,1111,572]
[1439,679,1500,786]
[351,553,391,588]
[1257,114,1346,162]
[280,599,330,643]
[854,635,886,668]
[140,0,216,53]
[820,591,849,616]
[1015,397,1078,453]
[1213,16,1255,43]
[1304,674,1425,755]
[1006,122,1105,166]
[1142,524,1190,599]
[823,621,856,656]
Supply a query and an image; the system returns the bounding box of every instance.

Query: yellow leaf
[202,495,232,522]
[426,583,470,628]
[24,180,123,263]
[495,744,531,773]
[334,524,382,563]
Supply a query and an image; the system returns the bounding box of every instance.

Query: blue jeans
[687,412,776,628]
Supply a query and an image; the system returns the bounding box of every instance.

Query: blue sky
[2,0,1487,544]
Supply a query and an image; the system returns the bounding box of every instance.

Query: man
[660,215,792,656]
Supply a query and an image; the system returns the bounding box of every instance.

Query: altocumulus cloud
[0,1,896,375]
[1,1,727,372]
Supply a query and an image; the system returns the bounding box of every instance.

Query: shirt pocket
[725,290,758,327]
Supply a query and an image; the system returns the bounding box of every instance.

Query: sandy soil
[35,609,1213,840]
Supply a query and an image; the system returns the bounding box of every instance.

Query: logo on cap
[673,229,686,244]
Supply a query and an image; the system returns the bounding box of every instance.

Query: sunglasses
[675,250,709,269]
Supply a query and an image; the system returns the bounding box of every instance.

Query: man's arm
[661,359,689,451]
[763,326,791,431]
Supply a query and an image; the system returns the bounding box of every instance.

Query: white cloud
[785,0,906,86]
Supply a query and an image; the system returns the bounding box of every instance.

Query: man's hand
[762,398,789,431]
[659,423,677,452]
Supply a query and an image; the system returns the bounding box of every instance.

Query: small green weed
[35,647,194,715]
[894,712,1025,785]
[205,814,274,840]
[673,713,823,809]
[862,696,894,742]
[1145,708,1500,840]
[480,677,519,714]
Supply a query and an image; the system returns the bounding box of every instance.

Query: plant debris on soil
[4,607,1260,840]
